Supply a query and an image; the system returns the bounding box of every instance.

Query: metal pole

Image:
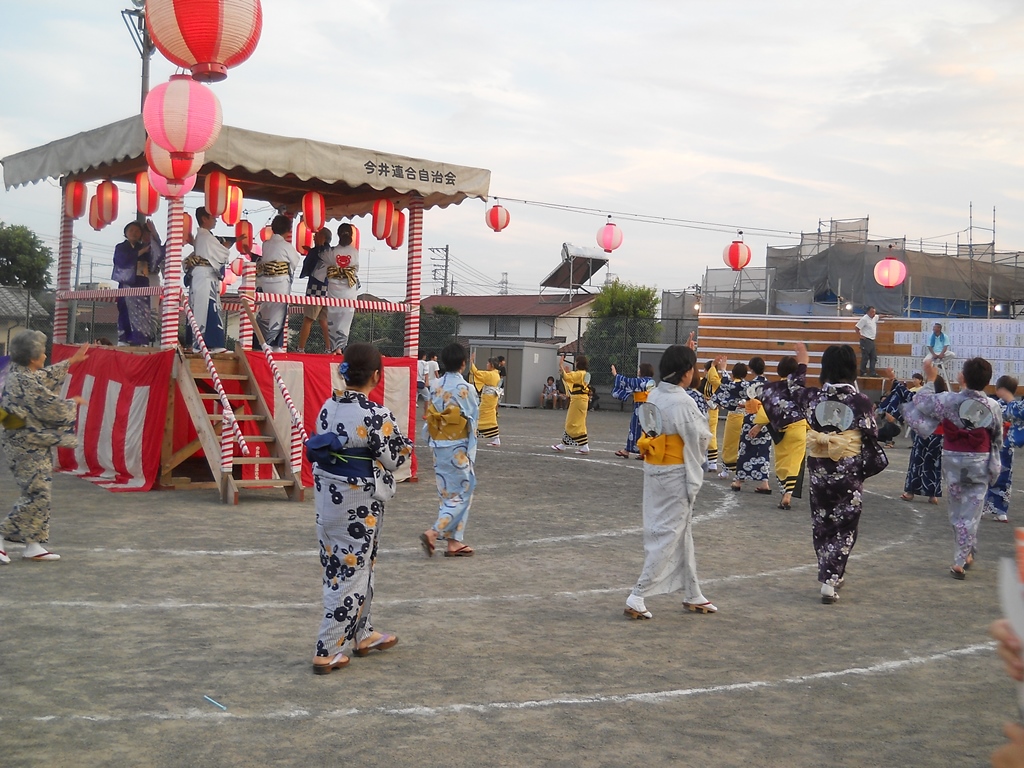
[69,241,83,342]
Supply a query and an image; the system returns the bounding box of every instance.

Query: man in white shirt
[855,306,878,376]
[923,322,954,367]
[255,214,302,352]
[186,206,235,354]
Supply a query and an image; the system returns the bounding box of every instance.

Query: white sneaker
[624,594,652,619]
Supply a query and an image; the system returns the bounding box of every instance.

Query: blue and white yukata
[904,387,1002,568]
[312,390,412,661]
[612,373,654,455]
[186,228,231,351]
[255,234,301,350]
[424,371,479,543]
[737,374,772,482]
[984,398,1024,522]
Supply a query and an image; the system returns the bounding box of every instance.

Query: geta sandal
[419,532,435,558]
[754,487,772,495]
[444,544,474,557]
[312,653,350,675]
[354,633,398,657]
[950,565,966,580]
[682,601,718,614]
[900,493,914,501]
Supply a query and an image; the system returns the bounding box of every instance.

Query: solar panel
[540,243,609,290]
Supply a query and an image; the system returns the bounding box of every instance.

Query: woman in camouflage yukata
[308,343,413,675]
[0,332,89,563]
[760,343,887,604]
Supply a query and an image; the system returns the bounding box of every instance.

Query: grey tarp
[1,115,491,218]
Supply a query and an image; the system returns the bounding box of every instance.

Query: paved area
[0,405,1019,767]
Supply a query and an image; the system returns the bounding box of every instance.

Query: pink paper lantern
[302,191,326,232]
[386,210,407,250]
[221,185,243,226]
[143,74,223,156]
[371,199,395,240]
[95,180,119,225]
[723,240,752,271]
[135,172,160,216]
[146,138,204,182]
[874,257,907,288]
[485,204,510,233]
[148,169,197,199]
[64,180,87,220]
[234,220,253,254]
[146,0,263,82]
[596,218,623,253]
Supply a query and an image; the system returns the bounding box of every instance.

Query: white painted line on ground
[0,642,993,723]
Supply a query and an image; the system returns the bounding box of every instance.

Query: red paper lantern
[230,256,246,275]
[371,199,395,240]
[260,225,273,242]
[135,172,160,216]
[234,220,252,253]
[204,171,229,217]
[485,204,510,233]
[88,196,105,231]
[148,169,197,199]
[386,210,407,250]
[874,257,907,288]
[302,191,326,232]
[295,219,315,253]
[596,218,623,253]
[64,180,87,220]
[146,138,204,182]
[143,74,223,155]
[723,240,752,271]
[95,180,119,225]
[183,211,193,239]
[351,224,360,251]
[221,185,243,226]
[146,0,263,82]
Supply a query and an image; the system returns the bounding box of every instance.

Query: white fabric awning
[2,115,491,217]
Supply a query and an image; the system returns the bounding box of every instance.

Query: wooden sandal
[354,633,398,656]
[444,544,475,557]
[312,653,350,675]
[900,493,914,501]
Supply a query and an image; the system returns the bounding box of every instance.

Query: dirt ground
[0,404,1019,767]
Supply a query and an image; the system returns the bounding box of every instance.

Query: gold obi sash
[806,429,861,461]
[425,403,470,441]
[183,253,212,271]
[633,391,649,404]
[326,265,358,287]
[638,433,685,465]
[256,261,291,277]
[0,407,26,430]
[743,398,763,415]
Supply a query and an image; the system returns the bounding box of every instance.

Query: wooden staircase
[160,349,304,504]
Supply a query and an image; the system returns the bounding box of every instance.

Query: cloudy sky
[1,1,1022,300]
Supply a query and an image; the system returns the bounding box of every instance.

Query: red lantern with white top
[230,256,247,275]
[221,185,243,226]
[135,172,160,216]
[260,225,273,242]
[596,217,623,253]
[64,180,87,220]
[204,171,230,217]
[234,220,252,254]
[143,74,223,156]
[371,199,396,240]
[148,169,197,199]
[146,138,204,182]
[486,204,510,233]
[146,0,263,83]
[88,196,105,231]
[295,219,314,253]
[874,257,907,288]
[182,211,193,240]
[386,210,407,250]
[723,239,752,271]
[351,224,360,251]
[302,191,326,232]
[95,180,119,225]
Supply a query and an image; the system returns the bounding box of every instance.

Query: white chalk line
[0,641,994,724]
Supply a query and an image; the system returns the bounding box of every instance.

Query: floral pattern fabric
[984,398,1024,518]
[313,390,412,659]
[425,372,480,541]
[737,375,771,482]
[613,374,654,454]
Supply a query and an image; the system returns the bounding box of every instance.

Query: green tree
[0,221,53,289]
[581,280,661,386]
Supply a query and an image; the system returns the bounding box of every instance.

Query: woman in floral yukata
[904,356,1003,579]
[752,356,808,510]
[309,343,413,675]
[733,356,773,495]
[611,362,655,458]
[760,342,886,604]
[711,361,747,479]
[421,342,480,558]
[985,375,1024,523]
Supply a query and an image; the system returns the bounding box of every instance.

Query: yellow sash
[0,407,26,430]
[806,428,861,461]
[743,397,763,415]
[633,391,649,404]
[326,265,359,287]
[425,403,469,441]
[638,433,685,465]
[256,261,291,277]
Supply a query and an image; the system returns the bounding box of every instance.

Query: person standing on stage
[855,306,878,376]
[325,223,359,354]
[255,214,301,352]
[185,207,235,353]
[296,228,332,353]
[112,220,158,346]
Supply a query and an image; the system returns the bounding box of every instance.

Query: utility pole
[498,272,508,295]
[428,245,451,295]
[122,1,156,113]
[69,241,83,342]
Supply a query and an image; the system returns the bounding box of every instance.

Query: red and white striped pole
[403,195,424,358]
[161,196,185,348]
[53,182,75,344]
[238,261,256,348]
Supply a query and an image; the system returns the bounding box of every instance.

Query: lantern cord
[492,196,803,239]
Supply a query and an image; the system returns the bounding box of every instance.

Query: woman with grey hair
[0,332,88,563]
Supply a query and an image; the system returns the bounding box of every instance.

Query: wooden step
[232,457,285,465]
[208,413,266,422]
[200,392,257,401]
[192,372,249,381]
[232,478,295,488]
[241,435,277,443]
